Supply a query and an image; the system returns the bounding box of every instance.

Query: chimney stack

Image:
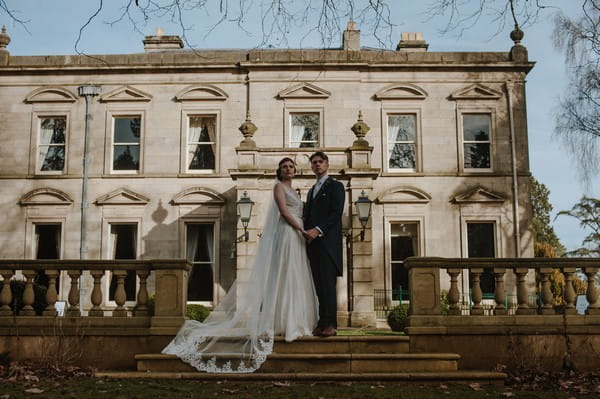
[397,32,428,52]
[143,28,184,52]
[342,21,360,51]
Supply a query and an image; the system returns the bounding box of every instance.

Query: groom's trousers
[308,240,337,329]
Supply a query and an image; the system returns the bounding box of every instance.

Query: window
[186,223,215,302]
[38,116,66,172]
[290,113,319,148]
[34,224,61,291]
[112,116,141,172]
[387,114,416,170]
[391,223,418,301]
[109,224,137,301]
[467,222,496,294]
[463,114,491,169]
[187,115,216,171]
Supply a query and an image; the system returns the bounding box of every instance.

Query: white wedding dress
[162,183,318,373]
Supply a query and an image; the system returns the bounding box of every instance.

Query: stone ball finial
[510,25,524,45]
[0,25,11,50]
[238,111,257,148]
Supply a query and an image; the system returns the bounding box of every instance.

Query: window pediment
[174,85,228,101]
[278,83,330,99]
[453,186,505,204]
[99,86,152,102]
[95,188,150,205]
[450,84,502,100]
[172,187,225,205]
[375,83,428,100]
[19,188,73,205]
[25,87,77,103]
[376,187,431,204]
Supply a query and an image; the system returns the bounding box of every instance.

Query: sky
[2,1,597,251]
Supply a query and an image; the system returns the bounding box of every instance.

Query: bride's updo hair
[276,157,296,181]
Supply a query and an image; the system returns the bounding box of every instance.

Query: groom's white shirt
[312,174,328,237]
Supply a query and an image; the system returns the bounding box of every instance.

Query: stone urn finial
[351,110,370,147]
[0,25,11,51]
[510,24,524,46]
[238,111,257,148]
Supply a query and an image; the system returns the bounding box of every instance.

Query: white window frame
[284,107,324,148]
[35,115,68,175]
[383,216,425,305]
[457,110,495,173]
[180,218,220,307]
[29,109,71,176]
[380,107,422,175]
[25,218,66,301]
[106,111,145,175]
[182,111,220,174]
[385,112,421,173]
[102,218,142,307]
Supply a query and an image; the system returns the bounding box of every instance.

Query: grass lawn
[0,378,579,399]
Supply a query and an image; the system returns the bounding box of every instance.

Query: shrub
[440,290,449,315]
[186,304,210,322]
[0,280,48,315]
[387,304,409,332]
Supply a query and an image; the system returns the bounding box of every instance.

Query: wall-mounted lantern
[236,191,254,242]
[355,190,372,241]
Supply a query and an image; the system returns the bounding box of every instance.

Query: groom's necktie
[312,180,323,199]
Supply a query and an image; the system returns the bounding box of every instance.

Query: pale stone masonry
[0,23,534,327]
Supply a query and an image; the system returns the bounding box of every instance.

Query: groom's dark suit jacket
[303,176,345,276]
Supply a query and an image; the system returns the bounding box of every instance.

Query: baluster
[66,270,82,316]
[539,268,555,314]
[0,270,14,316]
[515,267,532,315]
[447,268,461,315]
[89,270,105,317]
[493,268,507,315]
[21,270,36,316]
[112,270,128,317]
[470,268,484,315]
[134,270,150,316]
[562,267,577,315]
[43,269,59,316]
[584,267,599,315]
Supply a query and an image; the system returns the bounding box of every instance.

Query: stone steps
[96,370,507,384]
[136,352,460,373]
[123,336,506,383]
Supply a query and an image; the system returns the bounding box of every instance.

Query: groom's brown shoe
[320,326,337,337]
[312,327,323,336]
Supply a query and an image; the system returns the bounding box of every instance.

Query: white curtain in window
[131,227,137,259]
[110,226,118,259]
[290,125,305,147]
[186,225,199,262]
[206,119,216,155]
[205,225,214,272]
[188,118,203,165]
[39,120,55,167]
[55,226,61,258]
[387,117,402,162]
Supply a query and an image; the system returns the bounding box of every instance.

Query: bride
[162,157,318,373]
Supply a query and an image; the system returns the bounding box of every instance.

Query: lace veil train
[162,187,289,373]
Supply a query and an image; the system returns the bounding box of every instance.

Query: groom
[303,151,345,337]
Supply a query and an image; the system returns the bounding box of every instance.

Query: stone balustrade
[0,259,190,333]
[406,257,600,317]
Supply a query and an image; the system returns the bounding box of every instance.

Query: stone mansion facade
[0,24,534,326]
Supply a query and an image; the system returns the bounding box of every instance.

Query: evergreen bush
[186,304,210,322]
[387,304,409,332]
